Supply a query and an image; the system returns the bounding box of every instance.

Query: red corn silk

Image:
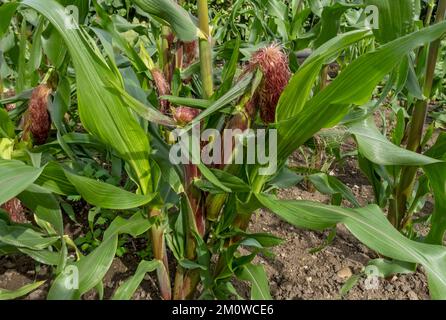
[245,44,291,124]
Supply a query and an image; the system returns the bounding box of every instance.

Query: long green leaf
[112,260,162,300]
[186,73,254,131]
[425,133,446,244]
[21,0,153,194]
[47,235,118,300]
[0,2,18,39]
[0,159,44,205]
[0,281,45,300]
[103,211,154,240]
[131,0,198,41]
[34,162,78,196]
[48,212,153,300]
[257,194,446,299]
[276,30,372,122]
[237,263,272,300]
[365,0,417,44]
[0,220,59,250]
[65,171,155,210]
[277,21,446,159]
[19,184,64,236]
[349,118,441,166]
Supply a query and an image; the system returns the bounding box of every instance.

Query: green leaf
[65,171,155,210]
[0,2,19,39]
[0,138,13,160]
[267,167,304,190]
[368,259,416,278]
[41,26,67,69]
[34,162,78,196]
[194,168,251,194]
[0,108,15,138]
[276,21,446,159]
[112,260,162,300]
[309,173,360,207]
[340,274,361,297]
[185,73,254,131]
[217,36,241,98]
[349,118,440,166]
[48,212,153,300]
[256,194,446,299]
[22,0,153,195]
[19,248,60,266]
[131,0,198,41]
[424,133,446,244]
[0,220,59,250]
[19,184,64,236]
[160,96,211,109]
[0,159,44,205]
[276,30,372,122]
[197,163,231,193]
[47,235,118,300]
[365,0,417,44]
[237,263,272,300]
[0,281,45,300]
[103,211,154,240]
[314,3,356,48]
[104,80,175,127]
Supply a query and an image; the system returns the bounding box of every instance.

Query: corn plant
[1,0,446,301]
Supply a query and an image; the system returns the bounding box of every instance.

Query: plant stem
[392,0,446,229]
[197,0,214,98]
[174,163,203,299]
[320,66,329,90]
[149,208,172,300]
[161,26,174,83]
[425,0,436,26]
[175,0,213,298]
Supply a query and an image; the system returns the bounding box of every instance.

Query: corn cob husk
[173,106,201,126]
[23,84,52,145]
[1,198,27,223]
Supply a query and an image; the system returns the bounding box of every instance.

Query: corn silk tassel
[183,40,199,68]
[244,44,291,124]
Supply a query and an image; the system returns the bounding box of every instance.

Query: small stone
[337,267,353,279]
[401,284,410,293]
[306,277,313,282]
[408,291,419,300]
[28,289,44,300]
